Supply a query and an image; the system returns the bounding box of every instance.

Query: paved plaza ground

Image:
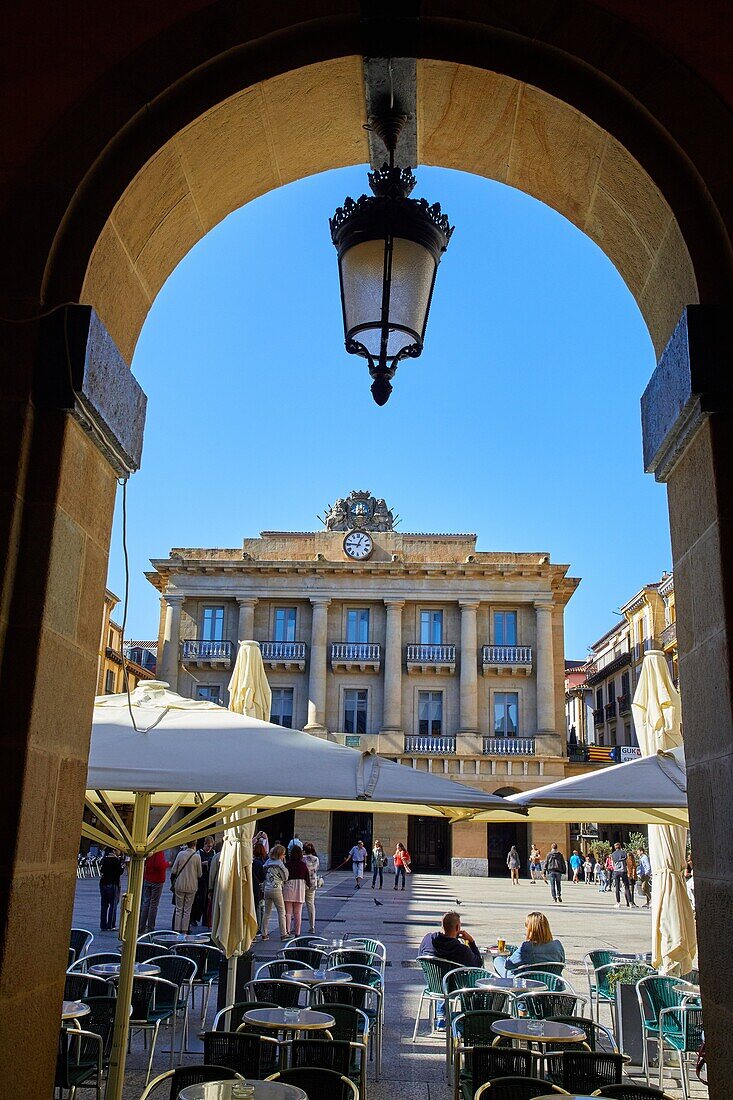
[72,869,706,1098]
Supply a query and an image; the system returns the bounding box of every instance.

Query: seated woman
[501,911,565,975]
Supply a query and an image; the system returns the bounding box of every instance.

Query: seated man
[418,910,483,1028]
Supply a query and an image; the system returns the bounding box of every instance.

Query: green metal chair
[139,1065,242,1100]
[453,1044,533,1100]
[129,976,178,1084]
[279,945,329,969]
[313,980,383,1078]
[584,950,619,1021]
[55,1024,104,1100]
[266,1066,358,1099]
[442,967,495,1079]
[473,1076,568,1098]
[546,1015,618,1052]
[413,956,460,1042]
[212,999,277,1032]
[348,936,387,963]
[203,1029,278,1079]
[522,990,589,1019]
[317,1003,370,1098]
[552,1049,626,1093]
[635,975,687,1089]
[254,959,310,981]
[657,1003,704,1100]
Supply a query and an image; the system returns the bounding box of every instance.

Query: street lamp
[330,110,454,405]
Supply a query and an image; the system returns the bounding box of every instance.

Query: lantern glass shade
[340,236,437,358]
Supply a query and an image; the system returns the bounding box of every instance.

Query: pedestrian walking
[393,842,411,890]
[302,842,320,932]
[372,840,387,889]
[583,853,594,884]
[252,841,267,935]
[190,835,215,928]
[611,842,637,908]
[99,847,125,931]
[626,848,637,902]
[569,849,582,884]
[282,844,309,936]
[170,842,202,933]
[544,843,567,903]
[262,844,289,940]
[604,853,614,890]
[348,839,367,888]
[287,832,301,853]
[507,845,521,885]
[529,844,542,884]
[139,849,169,933]
[636,847,652,907]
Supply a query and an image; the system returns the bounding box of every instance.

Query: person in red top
[140,849,169,933]
[393,842,411,891]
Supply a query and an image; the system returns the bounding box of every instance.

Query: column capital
[236,595,259,606]
[534,600,555,612]
[384,598,405,610]
[459,599,480,611]
[309,597,332,608]
[163,592,185,606]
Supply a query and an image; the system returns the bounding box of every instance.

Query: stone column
[236,596,258,641]
[305,598,330,734]
[458,600,480,733]
[382,599,405,732]
[159,594,184,690]
[535,601,556,733]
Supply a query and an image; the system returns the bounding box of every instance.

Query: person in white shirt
[170,842,203,933]
[287,833,301,853]
[348,840,366,888]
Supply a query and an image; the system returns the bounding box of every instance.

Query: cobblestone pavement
[71,869,706,1099]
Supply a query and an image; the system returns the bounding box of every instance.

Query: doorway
[331,812,373,870]
[487,822,529,878]
[261,810,295,849]
[408,816,450,873]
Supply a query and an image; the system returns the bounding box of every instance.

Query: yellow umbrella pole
[106,791,151,1100]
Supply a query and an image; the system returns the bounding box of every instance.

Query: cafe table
[282,968,352,986]
[89,962,160,978]
[179,1081,306,1100]
[241,1007,335,1040]
[61,1000,90,1022]
[674,982,701,1003]
[476,976,547,993]
[491,1018,587,1076]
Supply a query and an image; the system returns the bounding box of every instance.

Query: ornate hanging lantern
[330,111,454,405]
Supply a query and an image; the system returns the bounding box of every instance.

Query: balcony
[181,639,233,667]
[483,736,536,756]
[259,640,307,671]
[404,735,457,754]
[406,644,456,675]
[605,700,617,721]
[618,693,631,715]
[331,642,381,673]
[660,621,677,650]
[592,707,604,725]
[482,645,533,676]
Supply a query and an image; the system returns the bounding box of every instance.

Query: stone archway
[3,6,733,1095]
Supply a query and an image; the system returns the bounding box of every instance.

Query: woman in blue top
[503,911,566,974]
[569,849,583,883]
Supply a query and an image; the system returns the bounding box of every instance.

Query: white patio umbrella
[472,747,689,826]
[211,642,271,997]
[86,679,523,1100]
[632,650,696,976]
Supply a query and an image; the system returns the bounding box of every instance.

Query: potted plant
[607,962,650,1066]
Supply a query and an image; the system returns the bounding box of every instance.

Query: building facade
[97,590,156,695]
[148,492,580,875]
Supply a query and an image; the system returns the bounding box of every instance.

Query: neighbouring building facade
[147,491,582,875]
[97,590,156,695]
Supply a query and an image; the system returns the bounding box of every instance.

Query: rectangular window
[494,691,519,737]
[621,671,630,698]
[346,608,370,643]
[596,688,603,711]
[494,610,517,646]
[202,606,225,641]
[607,679,616,703]
[104,669,116,694]
[418,691,443,737]
[196,684,222,705]
[420,610,443,644]
[344,689,368,735]
[273,607,297,642]
[271,687,294,728]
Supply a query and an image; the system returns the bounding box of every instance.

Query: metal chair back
[285,1037,354,1074]
[280,946,328,969]
[137,941,170,963]
[67,950,121,973]
[64,971,111,1001]
[557,1049,626,1092]
[203,1030,273,1078]
[173,942,223,979]
[328,947,382,970]
[316,1002,369,1044]
[255,959,308,981]
[474,1075,567,1098]
[69,928,93,961]
[417,955,459,996]
[213,1000,277,1032]
[522,990,588,1019]
[467,1046,534,1097]
[453,1009,508,1047]
[546,1015,618,1052]
[457,988,513,1015]
[347,936,387,960]
[266,1066,357,1099]
[245,978,309,1008]
[443,966,493,997]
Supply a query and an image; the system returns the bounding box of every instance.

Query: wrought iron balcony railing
[618,693,631,714]
[660,621,677,649]
[483,736,536,756]
[605,700,617,720]
[482,645,532,665]
[181,639,233,662]
[593,707,605,724]
[404,735,457,754]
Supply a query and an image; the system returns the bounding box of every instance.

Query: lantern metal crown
[330,109,454,405]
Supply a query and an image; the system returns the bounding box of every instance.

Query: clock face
[343,530,374,560]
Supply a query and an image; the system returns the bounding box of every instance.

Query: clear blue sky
[108,164,670,658]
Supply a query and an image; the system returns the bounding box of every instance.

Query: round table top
[179,1081,307,1100]
[674,983,701,997]
[242,1008,335,1032]
[486,945,511,957]
[282,968,352,985]
[476,976,547,992]
[61,1000,90,1021]
[491,1018,587,1044]
[90,962,160,977]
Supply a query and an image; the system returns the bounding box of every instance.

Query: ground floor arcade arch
[3,10,733,1095]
